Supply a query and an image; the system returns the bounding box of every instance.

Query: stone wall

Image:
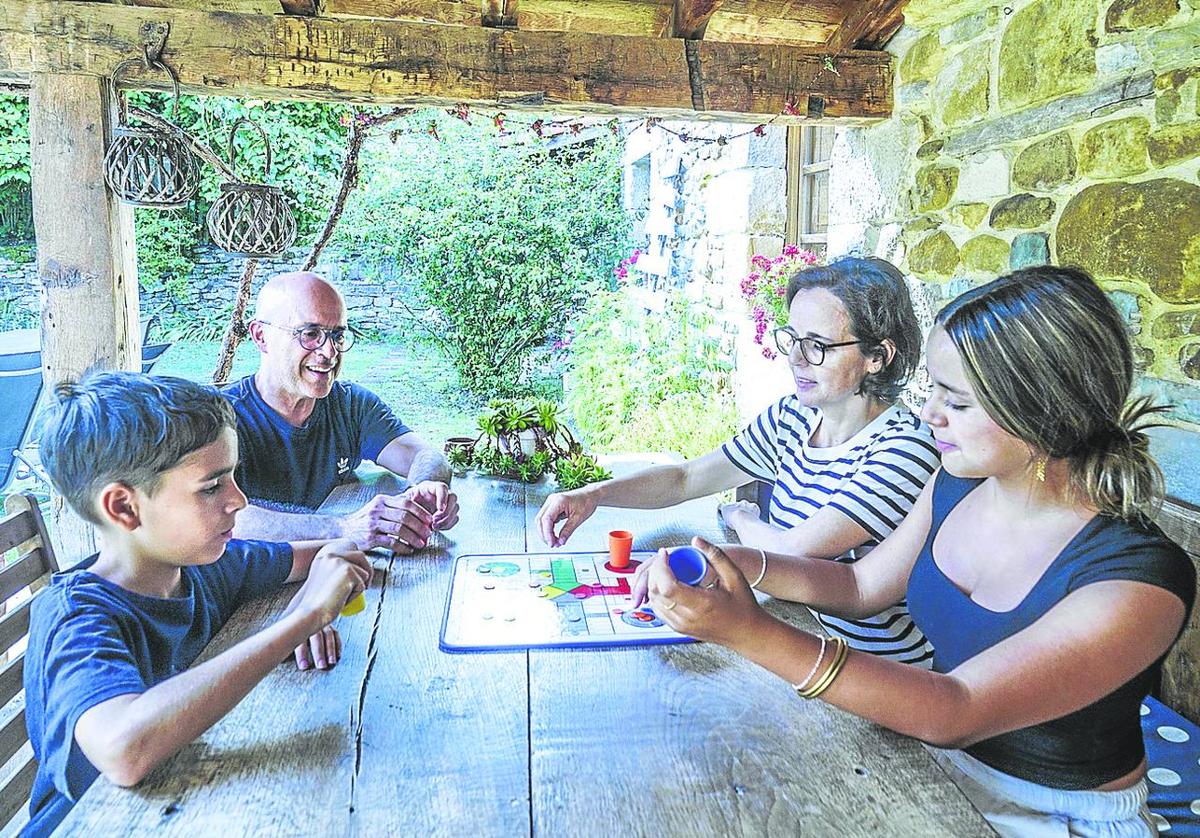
[829,0,1200,429]
[620,124,792,420]
[0,244,417,333]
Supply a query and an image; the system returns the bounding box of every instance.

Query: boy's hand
[293,539,372,627]
[294,624,342,671]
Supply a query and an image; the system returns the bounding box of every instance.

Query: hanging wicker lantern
[206,118,297,258]
[103,58,200,209]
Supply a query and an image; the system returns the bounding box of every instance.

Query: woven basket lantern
[206,119,297,258]
[102,58,200,209]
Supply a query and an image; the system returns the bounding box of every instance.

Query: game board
[440,551,696,651]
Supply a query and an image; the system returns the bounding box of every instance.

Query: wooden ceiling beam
[826,0,908,51]
[0,0,893,123]
[671,0,723,39]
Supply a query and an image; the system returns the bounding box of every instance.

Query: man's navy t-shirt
[222,376,410,510]
[23,540,293,837]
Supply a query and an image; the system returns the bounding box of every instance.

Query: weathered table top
[60,463,994,837]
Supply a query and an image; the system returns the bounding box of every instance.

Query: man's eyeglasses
[257,321,360,352]
[773,328,867,366]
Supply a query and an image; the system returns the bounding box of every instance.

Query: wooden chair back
[1155,496,1200,725]
[0,493,58,834]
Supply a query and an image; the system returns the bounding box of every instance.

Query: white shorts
[927,746,1156,838]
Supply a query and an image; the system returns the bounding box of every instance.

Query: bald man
[223,272,459,553]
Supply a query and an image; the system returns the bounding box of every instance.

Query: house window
[786,126,834,256]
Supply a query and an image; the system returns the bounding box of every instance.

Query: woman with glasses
[635,266,1193,837]
[536,257,941,665]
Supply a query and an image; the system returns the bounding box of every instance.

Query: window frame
[785,125,834,253]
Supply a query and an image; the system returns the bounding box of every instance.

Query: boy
[23,372,371,837]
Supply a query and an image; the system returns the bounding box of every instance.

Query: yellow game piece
[340,592,366,617]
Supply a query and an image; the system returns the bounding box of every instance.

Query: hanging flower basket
[206,118,297,258]
[102,57,200,209]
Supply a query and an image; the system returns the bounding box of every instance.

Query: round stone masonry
[1057,179,1200,305]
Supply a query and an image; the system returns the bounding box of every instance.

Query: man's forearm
[406,448,451,485]
[233,503,343,542]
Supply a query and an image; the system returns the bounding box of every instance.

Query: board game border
[439,551,698,653]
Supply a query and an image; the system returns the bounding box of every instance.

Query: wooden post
[29,72,139,564]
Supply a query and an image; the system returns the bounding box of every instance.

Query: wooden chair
[0,493,58,836]
[1155,496,1200,725]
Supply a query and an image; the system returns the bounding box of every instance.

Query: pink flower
[762,346,777,359]
[782,244,800,258]
[775,285,787,297]
[801,250,818,265]
[751,255,770,270]
[771,255,785,266]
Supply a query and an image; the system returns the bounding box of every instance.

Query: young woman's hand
[642,537,770,651]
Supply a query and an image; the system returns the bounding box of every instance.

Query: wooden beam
[672,0,722,39]
[97,0,284,12]
[0,1,893,123]
[481,0,519,28]
[321,0,845,46]
[29,72,140,566]
[826,0,908,51]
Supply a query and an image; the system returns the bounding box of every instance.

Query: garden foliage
[333,114,631,397]
[0,93,348,332]
[564,289,740,459]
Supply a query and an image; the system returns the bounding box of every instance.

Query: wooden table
[60,464,994,836]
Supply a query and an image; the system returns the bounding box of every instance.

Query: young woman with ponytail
[632,266,1195,837]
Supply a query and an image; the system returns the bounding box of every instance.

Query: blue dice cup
[667,546,708,586]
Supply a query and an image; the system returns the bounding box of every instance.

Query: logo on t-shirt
[337,457,351,476]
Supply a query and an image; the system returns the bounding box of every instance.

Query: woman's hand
[639,537,770,651]
[718,500,760,528]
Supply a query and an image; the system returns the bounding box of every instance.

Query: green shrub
[334,113,632,397]
[565,290,739,459]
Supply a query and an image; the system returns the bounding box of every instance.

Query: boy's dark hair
[785,256,922,403]
[38,371,236,525]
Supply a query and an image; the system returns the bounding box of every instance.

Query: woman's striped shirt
[722,398,941,666]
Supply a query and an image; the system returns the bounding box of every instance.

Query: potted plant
[446,399,610,488]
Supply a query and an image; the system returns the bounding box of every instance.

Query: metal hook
[141,22,171,68]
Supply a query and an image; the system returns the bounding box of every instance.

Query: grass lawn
[153,337,485,445]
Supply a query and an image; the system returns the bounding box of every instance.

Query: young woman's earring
[1034,457,1047,482]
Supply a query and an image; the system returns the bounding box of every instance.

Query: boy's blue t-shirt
[23,539,293,838]
[222,376,411,510]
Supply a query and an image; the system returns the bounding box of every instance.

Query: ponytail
[1072,396,1168,522]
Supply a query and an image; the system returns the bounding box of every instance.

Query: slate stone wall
[0,244,415,333]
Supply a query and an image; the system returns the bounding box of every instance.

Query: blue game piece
[667,546,707,586]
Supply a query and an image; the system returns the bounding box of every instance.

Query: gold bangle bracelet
[802,639,847,700]
[802,637,850,700]
[797,637,843,699]
[799,636,848,699]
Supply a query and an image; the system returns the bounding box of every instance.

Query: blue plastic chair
[141,342,172,374]
[0,350,44,494]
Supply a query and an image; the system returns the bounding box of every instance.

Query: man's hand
[339,493,436,553]
[535,490,598,547]
[405,481,460,533]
